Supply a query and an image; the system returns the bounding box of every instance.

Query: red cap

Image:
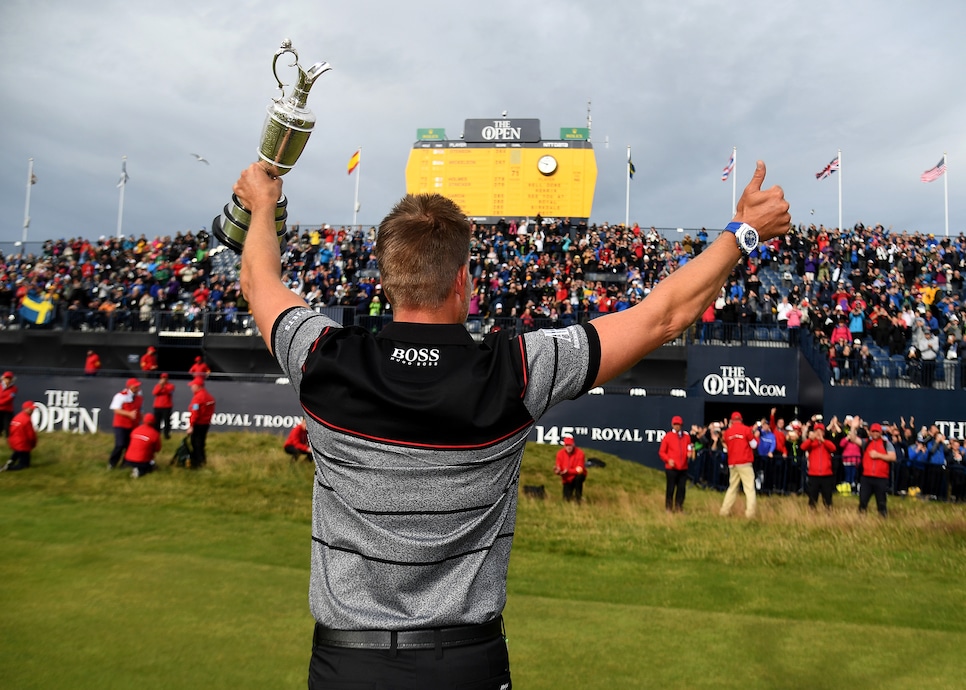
[195,356,203,362]
[190,377,206,386]
[813,422,826,431]
[160,372,168,378]
[671,415,683,425]
[147,346,155,353]
[869,423,882,432]
[22,400,36,411]
[730,411,742,421]
[2,371,13,378]
[563,436,575,446]
[126,378,141,388]
[143,413,155,425]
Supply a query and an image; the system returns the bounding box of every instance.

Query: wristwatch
[725,221,759,255]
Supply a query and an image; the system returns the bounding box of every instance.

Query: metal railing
[5,301,962,391]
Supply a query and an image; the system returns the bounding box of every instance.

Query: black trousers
[562,474,585,502]
[665,468,688,510]
[925,464,947,499]
[190,424,210,467]
[108,427,133,468]
[0,410,12,437]
[859,476,889,516]
[308,633,511,689]
[153,406,173,439]
[806,474,835,509]
[5,450,31,470]
[921,359,936,387]
[285,445,311,461]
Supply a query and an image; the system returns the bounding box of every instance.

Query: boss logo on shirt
[390,347,441,367]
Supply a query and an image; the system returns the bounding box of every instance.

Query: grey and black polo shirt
[273,307,600,630]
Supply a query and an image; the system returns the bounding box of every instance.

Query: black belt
[313,617,503,650]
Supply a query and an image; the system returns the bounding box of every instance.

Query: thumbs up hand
[734,160,791,242]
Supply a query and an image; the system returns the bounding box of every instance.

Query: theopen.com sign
[702,365,787,398]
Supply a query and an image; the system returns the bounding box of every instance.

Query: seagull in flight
[190,153,209,165]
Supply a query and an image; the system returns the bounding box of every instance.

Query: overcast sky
[1,0,963,249]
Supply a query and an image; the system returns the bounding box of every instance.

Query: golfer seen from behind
[235,160,789,688]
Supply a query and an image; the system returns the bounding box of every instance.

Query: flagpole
[837,148,842,232]
[352,148,362,228]
[22,158,34,255]
[943,152,949,237]
[731,147,737,215]
[116,155,127,239]
[625,146,631,228]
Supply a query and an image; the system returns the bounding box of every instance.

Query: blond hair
[374,194,471,310]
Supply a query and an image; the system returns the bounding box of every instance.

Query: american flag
[920,157,946,183]
[721,153,735,181]
[815,156,839,180]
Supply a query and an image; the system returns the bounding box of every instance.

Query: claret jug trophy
[212,39,331,252]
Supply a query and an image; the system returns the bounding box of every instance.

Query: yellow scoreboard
[405,118,597,223]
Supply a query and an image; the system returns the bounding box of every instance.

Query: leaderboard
[405,118,597,223]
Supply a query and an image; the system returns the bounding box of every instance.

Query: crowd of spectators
[688,410,966,503]
[3,218,965,500]
[1,218,965,385]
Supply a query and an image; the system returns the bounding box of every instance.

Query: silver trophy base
[212,193,288,253]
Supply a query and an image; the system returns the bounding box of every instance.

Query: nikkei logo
[390,347,441,367]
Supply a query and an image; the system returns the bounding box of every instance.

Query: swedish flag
[19,291,55,326]
[628,158,636,180]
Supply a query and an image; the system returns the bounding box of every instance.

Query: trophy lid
[272,39,332,108]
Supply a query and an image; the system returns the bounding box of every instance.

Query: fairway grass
[2,432,965,689]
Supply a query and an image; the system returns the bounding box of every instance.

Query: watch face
[737,225,759,253]
[537,155,557,175]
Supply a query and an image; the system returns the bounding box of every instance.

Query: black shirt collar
[376,321,476,346]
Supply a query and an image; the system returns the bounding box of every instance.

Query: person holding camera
[689,423,708,487]
[922,425,949,500]
[801,418,837,510]
[850,416,897,516]
[839,416,863,492]
[706,421,727,490]
[754,418,777,494]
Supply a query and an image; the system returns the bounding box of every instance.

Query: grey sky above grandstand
[1,0,964,248]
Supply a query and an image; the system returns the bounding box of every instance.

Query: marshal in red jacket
[659,430,692,471]
[8,407,37,452]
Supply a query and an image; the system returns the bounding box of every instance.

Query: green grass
[2,433,965,689]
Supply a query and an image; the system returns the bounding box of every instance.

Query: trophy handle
[272,39,300,96]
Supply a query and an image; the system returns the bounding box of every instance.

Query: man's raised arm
[590,160,790,387]
[235,163,307,354]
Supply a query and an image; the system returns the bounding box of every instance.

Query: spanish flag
[19,290,55,326]
[347,149,361,175]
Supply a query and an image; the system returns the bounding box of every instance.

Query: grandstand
[2,221,962,387]
[1,220,965,483]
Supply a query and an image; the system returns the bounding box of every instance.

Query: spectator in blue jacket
[755,419,777,493]
[923,425,949,500]
[905,433,930,492]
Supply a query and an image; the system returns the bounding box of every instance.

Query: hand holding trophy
[213,39,332,253]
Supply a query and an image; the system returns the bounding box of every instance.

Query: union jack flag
[920,157,946,183]
[815,156,839,180]
[721,153,735,181]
